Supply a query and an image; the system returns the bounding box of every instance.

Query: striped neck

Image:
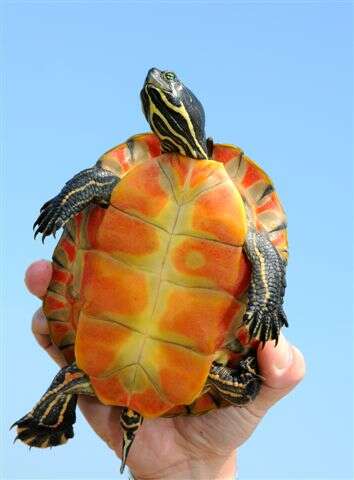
[141,68,209,160]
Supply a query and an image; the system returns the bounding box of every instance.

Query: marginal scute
[98,133,161,178]
[43,291,70,322]
[51,267,72,293]
[49,321,75,350]
[211,143,288,262]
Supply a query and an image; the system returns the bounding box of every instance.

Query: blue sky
[1,1,353,478]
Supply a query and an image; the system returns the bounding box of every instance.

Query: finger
[25,260,52,298]
[77,397,123,454]
[250,333,306,415]
[31,307,67,368]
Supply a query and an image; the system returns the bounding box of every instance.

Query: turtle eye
[163,71,176,81]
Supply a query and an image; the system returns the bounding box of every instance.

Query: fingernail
[274,334,293,371]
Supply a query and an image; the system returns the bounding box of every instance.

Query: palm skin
[27,260,305,480]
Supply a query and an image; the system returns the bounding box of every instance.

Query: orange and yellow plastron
[43,133,288,417]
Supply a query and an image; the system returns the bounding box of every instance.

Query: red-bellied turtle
[13,68,288,473]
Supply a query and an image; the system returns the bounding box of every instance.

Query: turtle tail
[120,408,143,473]
[12,363,92,448]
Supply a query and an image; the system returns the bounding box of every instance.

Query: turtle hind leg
[12,363,93,448]
[208,355,261,406]
[119,408,143,474]
[243,228,288,346]
[13,395,77,448]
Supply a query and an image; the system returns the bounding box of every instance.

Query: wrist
[131,450,237,480]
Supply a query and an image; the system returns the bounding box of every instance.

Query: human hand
[26,260,305,480]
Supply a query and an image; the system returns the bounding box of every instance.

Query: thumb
[25,260,52,298]
[250,333,306,415]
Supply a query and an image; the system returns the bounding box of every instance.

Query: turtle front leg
[34,164,118,241]
[12,363,94,448]
[243,228,288,346]
[207,355,261,405]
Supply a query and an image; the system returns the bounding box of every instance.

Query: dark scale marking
[46,286,66,297]
[65,226,75,242]
[257,184,275,203]
[206,137,214,158]
[46,316,67,323]
[52,255,66,269]
[269,221,287,233]
[59,343,75,351]
[235,152,244,176]
[126,137,135,160]
[185,404,192,414]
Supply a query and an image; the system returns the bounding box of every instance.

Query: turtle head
[140,68,209,159]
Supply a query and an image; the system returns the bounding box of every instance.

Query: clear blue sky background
[1,1,353,479]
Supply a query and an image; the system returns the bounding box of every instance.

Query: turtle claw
[243,306,288,346]
[33,196,67,241]
[12,414,73,448]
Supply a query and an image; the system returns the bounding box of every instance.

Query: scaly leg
[207,356,261,405]
[34,164,118,241]
[12,363,94,448]
[243,228,288,345]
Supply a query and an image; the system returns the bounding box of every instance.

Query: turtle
[13,68,288,473]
